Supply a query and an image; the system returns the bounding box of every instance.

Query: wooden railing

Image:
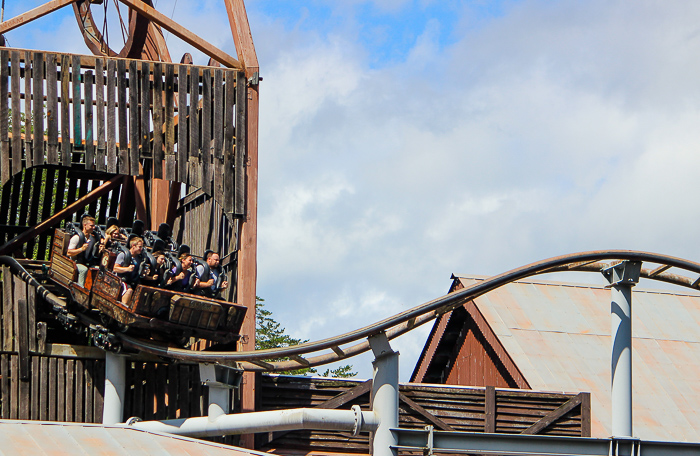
[0,48,246,216]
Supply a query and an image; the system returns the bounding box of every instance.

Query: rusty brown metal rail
[116,250,700,371]
[5,250,700,371]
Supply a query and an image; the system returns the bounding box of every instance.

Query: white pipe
[127,407,379,438]
[369,332,399,456]
[103,352,126,425]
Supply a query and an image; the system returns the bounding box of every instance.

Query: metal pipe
[369,332,399,456]
[602,261,640,438]
[103,352,126,425]
[127,407,379,437]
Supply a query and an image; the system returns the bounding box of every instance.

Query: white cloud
[9,1,700,380]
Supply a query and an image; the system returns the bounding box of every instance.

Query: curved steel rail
[5,250,700,371]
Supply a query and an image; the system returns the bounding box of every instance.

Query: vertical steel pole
[199,363,235,419]
[369,332,399,456]
[103,352,126,425]
[602,260,640,438]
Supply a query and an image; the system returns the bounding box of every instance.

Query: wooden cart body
[48,229,246,343]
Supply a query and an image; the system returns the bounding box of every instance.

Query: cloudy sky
[9,0,700,379]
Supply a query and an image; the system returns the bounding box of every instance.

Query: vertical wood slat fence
[0,48,246,216]
[0,265,215,423]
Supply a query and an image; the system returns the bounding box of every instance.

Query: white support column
[602,260,641,438]
[199,363,242,419]
[103,352,126,425]
[369,332,399,456]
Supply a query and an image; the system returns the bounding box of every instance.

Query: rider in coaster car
[113,236,146,304]
[66,215,99,287]
[193,250,229,299]
[100,224,126,252]
[140,250,167,287]
[165,252,199,292]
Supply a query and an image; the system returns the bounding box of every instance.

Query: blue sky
[7,1,700,380]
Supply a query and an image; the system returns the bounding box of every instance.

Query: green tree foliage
[256,297,357,378]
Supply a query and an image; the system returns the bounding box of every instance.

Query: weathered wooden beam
[0,0,78,35]
[0,175,122,255]
[521,393,583,435]
[399,392,455,432]
[223,0,259,75]
[317,379,372,410]
[117,0,242,69]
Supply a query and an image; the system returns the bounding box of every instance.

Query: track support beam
[369,332,399,456]
[602,260,641,438]
[103,352,127,425]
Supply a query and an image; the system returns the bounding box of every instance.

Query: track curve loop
[115,250,700,370]
[4,251,700,371]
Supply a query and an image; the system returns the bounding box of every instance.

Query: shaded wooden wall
[0,48,246,215]
[0,47,249,300]
[0,167,121,259]
[0,264,226,424]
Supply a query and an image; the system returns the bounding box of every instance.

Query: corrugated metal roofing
[0,420,271,456]
[454,275,700,442]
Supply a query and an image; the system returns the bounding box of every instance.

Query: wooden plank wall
[0,352,105,422]
[0,266,215,423]
[0,168,122,260]
[171,189,238,301]
[0,352,216,424]
[259,376,591,454]
[0,48,245,215]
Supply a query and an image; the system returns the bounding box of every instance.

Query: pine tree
[256,297,356,378]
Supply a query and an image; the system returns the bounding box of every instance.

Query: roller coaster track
[4,250,700,372]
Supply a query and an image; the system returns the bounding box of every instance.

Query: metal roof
[0,420,271,456]
[451,275,700,442]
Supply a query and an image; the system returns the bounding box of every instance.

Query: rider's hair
[129,236,144,248]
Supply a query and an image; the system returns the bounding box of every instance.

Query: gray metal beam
[393,428,700,456]
[602,260,641,437]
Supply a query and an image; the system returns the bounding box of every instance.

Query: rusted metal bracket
[247,72,260,86]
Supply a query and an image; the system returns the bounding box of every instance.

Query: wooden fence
[0,265,220,424]
[0,48,246,215]
[258,375,591,454]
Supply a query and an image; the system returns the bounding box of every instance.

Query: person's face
[182,256,192,269]
[83,220,95,234]
[156,255,165,266]
[131,241,143,255]
[207,254,220,267]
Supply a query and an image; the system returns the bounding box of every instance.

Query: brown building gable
[411,276,528,388]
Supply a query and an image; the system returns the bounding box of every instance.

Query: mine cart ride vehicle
[48,228,246,345]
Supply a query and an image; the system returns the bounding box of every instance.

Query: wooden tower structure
[0,0,259,442]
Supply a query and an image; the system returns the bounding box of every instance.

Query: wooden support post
[237,63,259,454]
[222,2,260,447]
[485,385,496,433]
[117,0,241,69]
